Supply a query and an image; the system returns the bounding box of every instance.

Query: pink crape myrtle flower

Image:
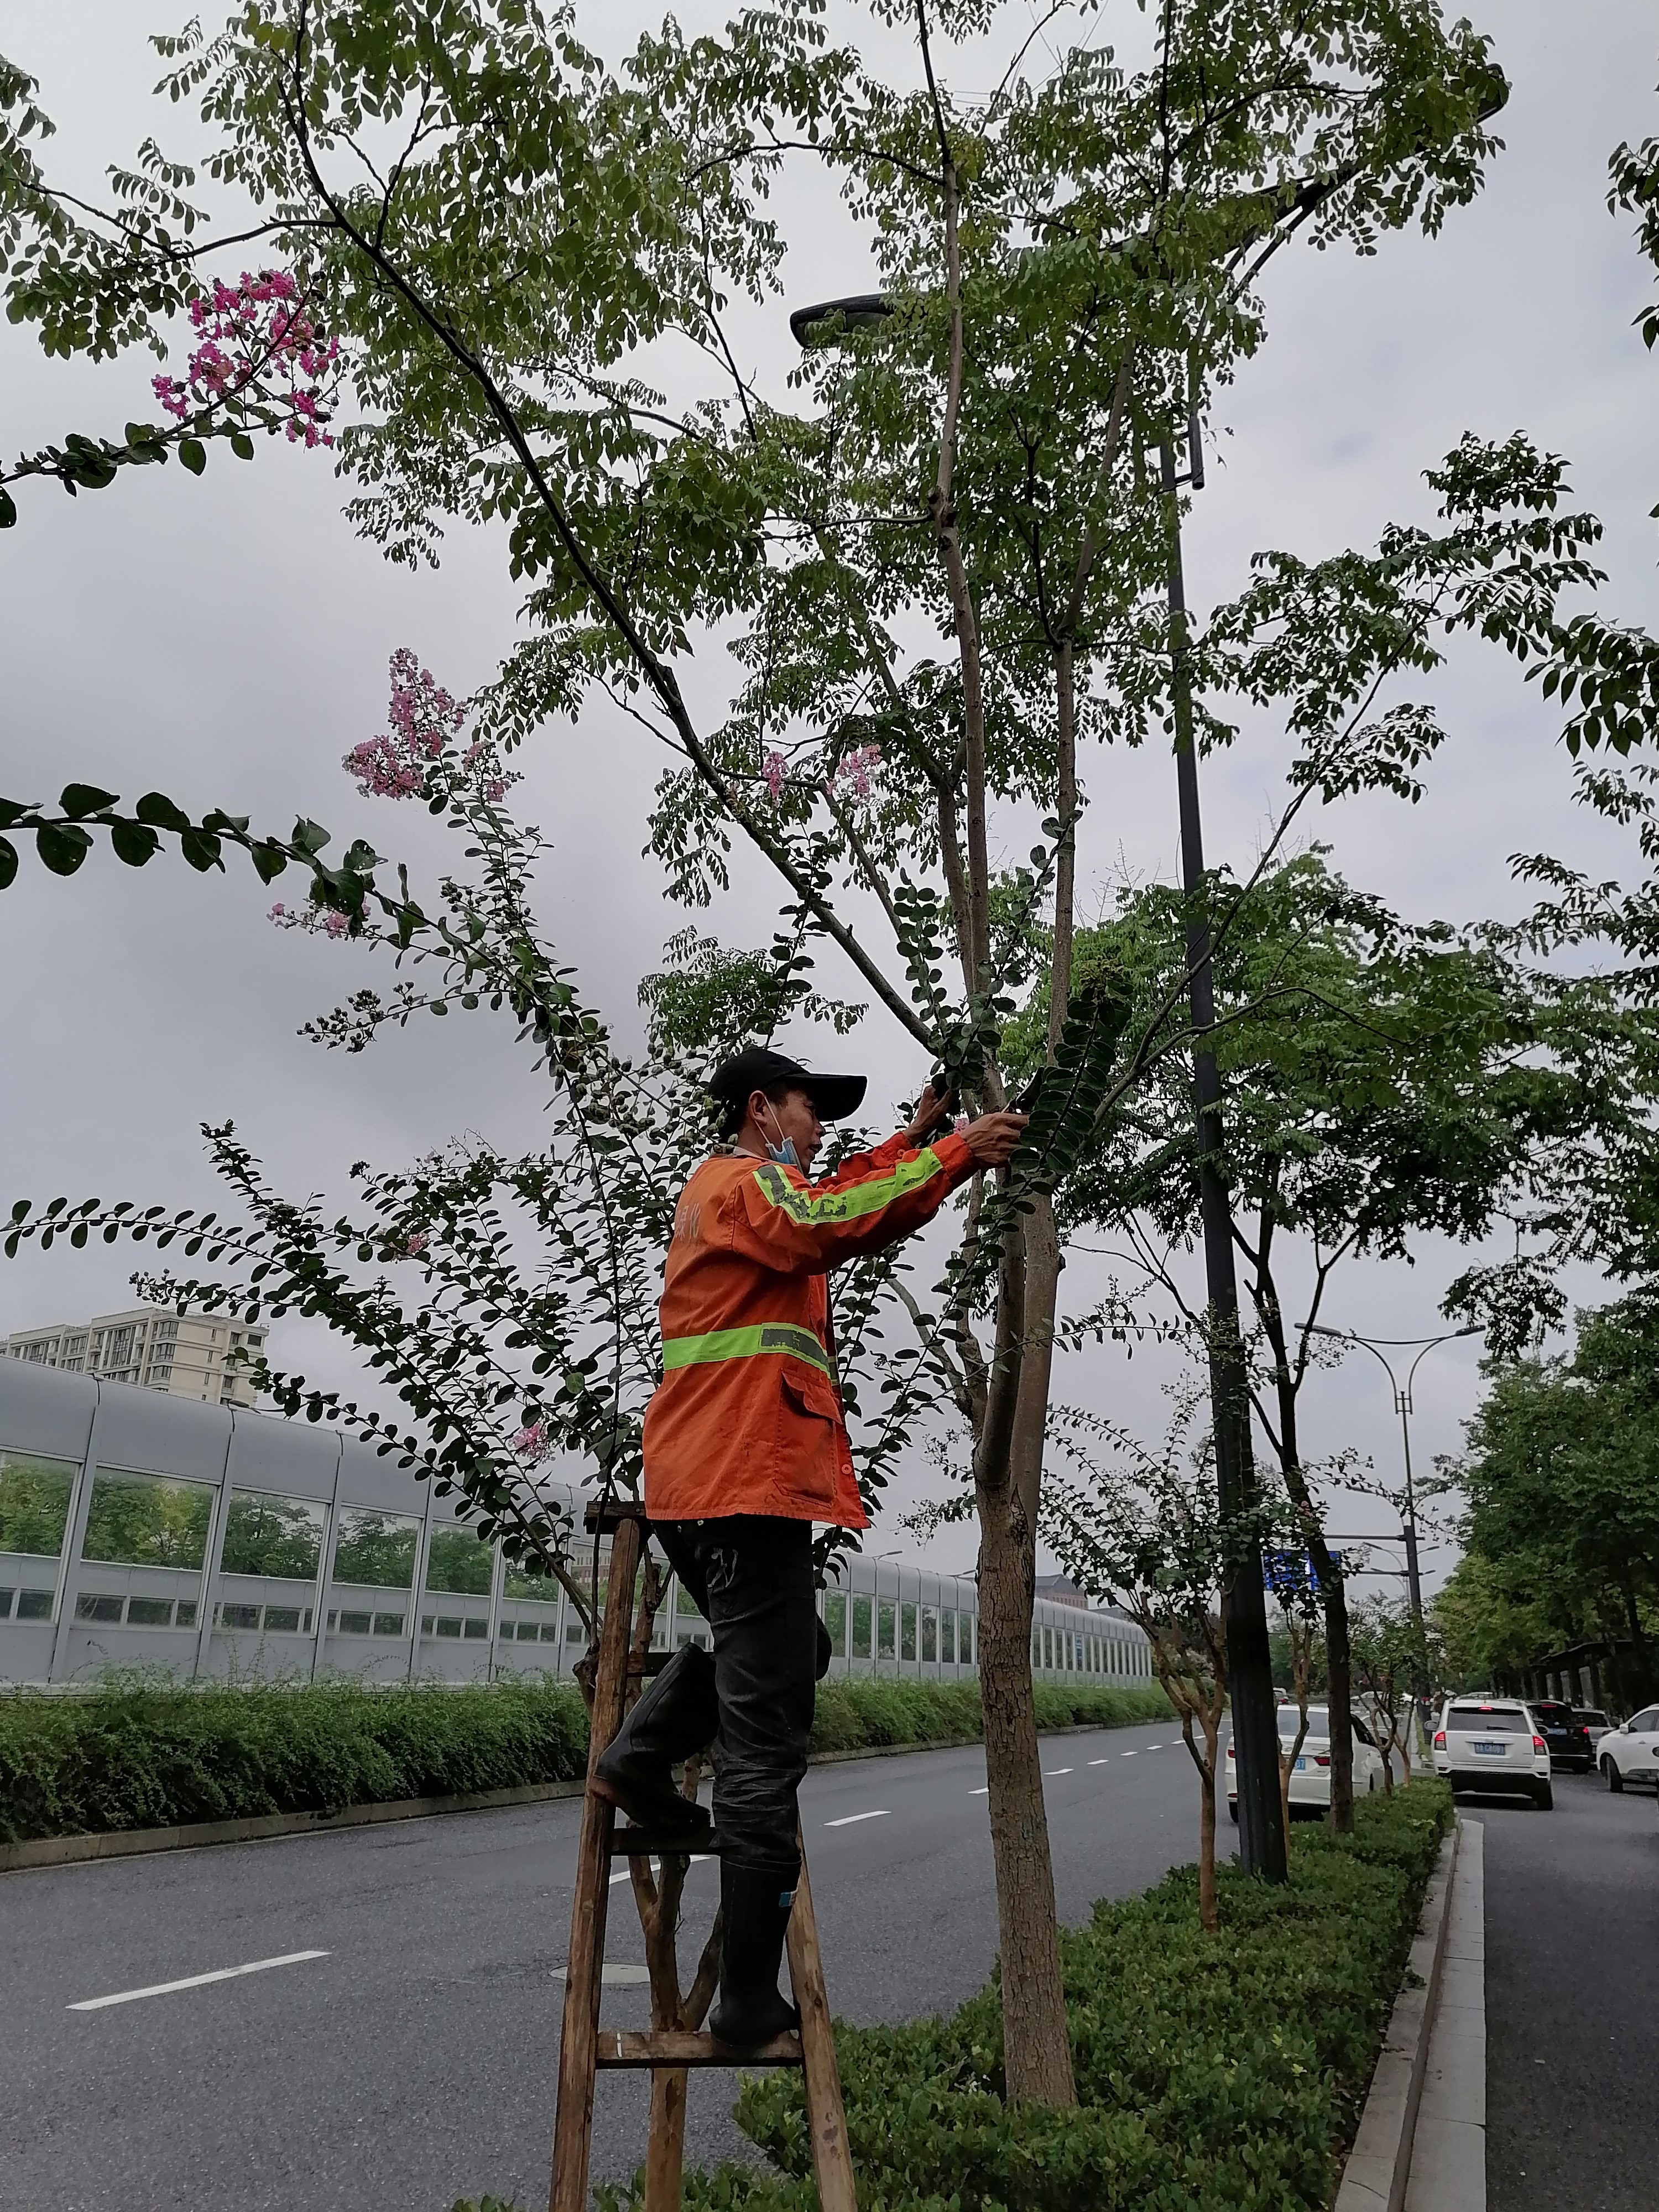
[344,649,510,805]
[831,743,881,801]
[322,911,351,938]
[511,1420,551,1464]
[152,269,342,450]
[403,1232,429,1258]
[761,749,787,801]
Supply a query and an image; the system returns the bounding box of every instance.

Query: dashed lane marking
[1088,1759,1110,1766]
[825,1809,890,1828]
[609,1855,713,1887]
[69,1951,329,2012]
[1044,1767,1074,1777]
[969,1786,989,1795]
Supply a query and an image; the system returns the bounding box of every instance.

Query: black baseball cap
[708,1046,867,1123]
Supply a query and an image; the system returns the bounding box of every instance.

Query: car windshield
[1447,1704,1529,1733]
[1280,1707,1328,1736]
[1576,1710,1608,1727]
[1532,1704,1573,1723]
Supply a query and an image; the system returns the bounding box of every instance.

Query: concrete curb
[0,1714,1169,1873]
[1404,1818,1484,2212]
[1333,1817,1462,2212]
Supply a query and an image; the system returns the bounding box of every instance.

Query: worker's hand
[900,1079,956,1147]
[959,1109,1029,1167]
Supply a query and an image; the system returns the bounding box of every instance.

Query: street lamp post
[1159,431,1287,1885]
[1303,1325,1479,1633]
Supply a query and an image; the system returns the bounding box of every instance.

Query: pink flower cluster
[831,744,881,801]
[152,269,342,448]
[761,749,787,801]
[268,900,351,938]
[344,649,507,804]
[511,1420,551,1464]
[404,1232,429,1258]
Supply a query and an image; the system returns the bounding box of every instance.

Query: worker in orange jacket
[593,1045,1026,2046]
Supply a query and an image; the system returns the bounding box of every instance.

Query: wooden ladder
[547,1500,857,2212]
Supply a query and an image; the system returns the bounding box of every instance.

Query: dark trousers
[667,1516,818,1871]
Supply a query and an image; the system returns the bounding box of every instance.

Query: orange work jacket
[641,1128,975,1528]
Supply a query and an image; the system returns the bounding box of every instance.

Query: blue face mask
[763,1104,801,1170]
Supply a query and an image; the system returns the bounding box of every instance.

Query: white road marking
[825,1809,890,1828]
[1088,1759,1110,1766]
[1044,1767,1073,1777]
[552,1963,652,1985]
[1120,1749,1138,1756]
[969,1786,989,1795]
[609,1854,712,1886]
[1145,1743,1162,1751]
[69,1950,328,2012]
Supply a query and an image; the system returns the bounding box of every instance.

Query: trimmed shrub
[0,1674,1167,1844]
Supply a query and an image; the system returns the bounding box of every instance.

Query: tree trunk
[1322,1569,1355,1833]
[1197,1764,1218,1933]
[976,1480,1076,2103]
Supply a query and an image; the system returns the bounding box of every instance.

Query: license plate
[1294,1757,1307,1772]
[1473,1741,1506,1756]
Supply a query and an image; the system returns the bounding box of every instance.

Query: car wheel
[1604,1755,1624,1793]
[1535,1783,1554,1810]
[1227,1799,1239,1824]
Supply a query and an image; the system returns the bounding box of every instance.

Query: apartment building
[3,1306,265,1408]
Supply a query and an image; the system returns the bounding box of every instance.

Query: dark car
[1531,1699,1594,1772]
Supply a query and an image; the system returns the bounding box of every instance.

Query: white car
[1597,1704,1659,1793]
[1433,1695,1552,1809]
[1226,1703,1388,1820]
[1574,1708,1612,1752]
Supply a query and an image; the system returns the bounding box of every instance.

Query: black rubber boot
[591,1643,718,1843]
[708,1860,801,2048]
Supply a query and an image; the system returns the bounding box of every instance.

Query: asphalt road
[1480,1764,1659,2212]
[0,1719,1203,2212]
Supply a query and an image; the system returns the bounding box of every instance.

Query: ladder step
[595,2028,802,2070]
[608,1824,714,1859]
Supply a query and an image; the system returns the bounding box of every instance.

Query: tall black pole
[1159,438,1287,1883]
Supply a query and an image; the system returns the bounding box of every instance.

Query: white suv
[1434,1695,1552,1809]
[1597,1705,1659,1793]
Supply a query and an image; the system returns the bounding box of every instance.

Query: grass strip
[0,1674,1169,1845]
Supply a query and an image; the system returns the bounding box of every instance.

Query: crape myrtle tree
[2,652,911,1644]
[0,0,1606,2102]
[1348,1590,1429,1789]
[1041,1387,1294,1934]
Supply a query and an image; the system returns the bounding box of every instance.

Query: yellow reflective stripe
[661,1323,833,1377]
[750,1148,945,1228]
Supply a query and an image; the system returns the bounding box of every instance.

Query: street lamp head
[789,293,894,348]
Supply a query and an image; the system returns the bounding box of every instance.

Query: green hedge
[810,1676,1170,1755]
[561,1781,1454,2212]
[0,1674,1168,1846]
[0,1677,589,1844]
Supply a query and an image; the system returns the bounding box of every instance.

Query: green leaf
[179,437,206,476]
[134,791,192,832]
[58,783,119,818]
[229,431,255,461]
[0,488,15,529]
[0,837,15,890]
[34,822,92,876]
[110,820,160,867]
[179,828,223,872]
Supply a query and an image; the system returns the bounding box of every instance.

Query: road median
[0,1673,1171,1869]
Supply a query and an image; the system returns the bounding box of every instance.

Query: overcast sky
[2,2,1655,1590]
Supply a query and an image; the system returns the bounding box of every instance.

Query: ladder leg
[548,1518,643,2212]
[643,2065,688,2212]
[785,1841,857,2212]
